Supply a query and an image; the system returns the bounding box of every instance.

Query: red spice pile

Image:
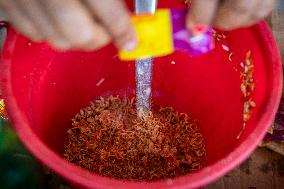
[64,96,206,180]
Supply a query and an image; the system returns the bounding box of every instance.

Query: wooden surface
[206,148,284,189]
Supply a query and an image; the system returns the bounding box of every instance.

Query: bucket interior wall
[9,21,269,167]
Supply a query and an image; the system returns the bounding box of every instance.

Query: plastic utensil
[134,0,157,114]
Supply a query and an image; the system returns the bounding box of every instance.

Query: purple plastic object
[171,9,213,55]
[264,97,284,142]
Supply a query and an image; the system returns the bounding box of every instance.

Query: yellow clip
[119,9,174,61]
[0,99,5,118]
[0,99,4,112]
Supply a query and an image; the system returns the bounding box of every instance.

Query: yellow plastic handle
[119,9,174,61]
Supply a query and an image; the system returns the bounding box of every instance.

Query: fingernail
[193,25,208,33]
[191,24,209,36]
[187,19,209,35]
[122,38,137,51]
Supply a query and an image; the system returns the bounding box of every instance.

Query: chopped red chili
[64,96,206,180]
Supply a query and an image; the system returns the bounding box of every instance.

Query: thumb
[186,0,219,35]
[85,0,137,51]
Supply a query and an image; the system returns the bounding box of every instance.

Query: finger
[0,0,44,41]
[246,0,276,26]
[213,0,259,30]
[16,0,71,50]
[41,0,110,51]
[84,0,137,51]
[186,0,219,34]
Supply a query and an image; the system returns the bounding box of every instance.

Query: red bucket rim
[0,21,282,189]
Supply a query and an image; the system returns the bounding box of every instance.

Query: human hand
[0,0,137,51]
[187,0,276,32]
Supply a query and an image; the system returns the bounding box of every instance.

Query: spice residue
[96,78,105,87]
[237,50,256,139]
[212,29,256,139]
[64,96,206,180]
[222,44,230,52]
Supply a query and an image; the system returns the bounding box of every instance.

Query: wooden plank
[271,149,284,189]
[206,148,284,189]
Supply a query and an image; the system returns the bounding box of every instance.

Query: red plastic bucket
[0,1,283,188]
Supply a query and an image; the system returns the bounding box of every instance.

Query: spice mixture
[64,96,206,180]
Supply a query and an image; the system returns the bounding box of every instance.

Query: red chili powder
[64,96,206,180]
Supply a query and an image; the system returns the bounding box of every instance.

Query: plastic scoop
[119,8,214,61]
